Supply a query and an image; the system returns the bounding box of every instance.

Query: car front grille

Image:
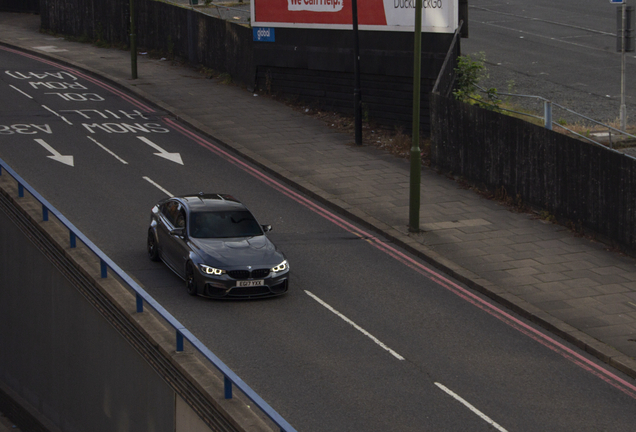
[228,270,250,279]
[228,268,270,279]
[230,286,272,296]
[251,268,270,278]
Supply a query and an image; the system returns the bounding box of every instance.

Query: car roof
[175,193,248,212]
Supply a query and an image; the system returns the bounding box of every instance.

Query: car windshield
[189,210,263,239]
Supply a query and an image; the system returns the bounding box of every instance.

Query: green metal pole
[409,0,422,233]
[620,2,626,131]
[130,0,138,79]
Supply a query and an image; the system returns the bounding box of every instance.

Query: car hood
[189,235,284,268]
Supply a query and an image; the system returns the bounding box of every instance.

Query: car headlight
[199,264,225,276]
[271,260,288,273]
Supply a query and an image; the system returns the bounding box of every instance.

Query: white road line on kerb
[143,177,173,197]
[42,105,73,125]
[304,290,405,361]
[10,84,32,99]
[435,383,508,432]
[86,136,128,164]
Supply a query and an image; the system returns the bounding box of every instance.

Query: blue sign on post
[253,27,275,42]
[610,0,625,3]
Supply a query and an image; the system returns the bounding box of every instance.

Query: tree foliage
[453,52,501,110]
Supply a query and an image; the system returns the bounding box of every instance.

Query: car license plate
[236,280,264,287]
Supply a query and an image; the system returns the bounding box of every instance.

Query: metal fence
[430,93,636,253]
[431,20,463,98]
[0,157,296,432]
[471,85,636,151]
[165,0,251,24]
[0,0,39,13]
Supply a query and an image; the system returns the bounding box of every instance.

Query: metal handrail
[432,20,464,97]
[0,157,296,432]
[471,85,636,153]
[181,0,250,21]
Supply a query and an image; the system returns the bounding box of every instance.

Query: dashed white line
[10,84,32,99]
[143,177,173,197]
[42,105,73,125]
[86,136,128,164]
[435,383,508,432]
[304,290,405,361]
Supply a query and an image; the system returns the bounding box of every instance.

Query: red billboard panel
[251,0,458,32]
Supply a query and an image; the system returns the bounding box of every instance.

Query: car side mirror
[262,224,272,233]
[170,227,185,237]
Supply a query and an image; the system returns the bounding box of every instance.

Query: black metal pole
[130,0,138,79]
[352,0,362,145]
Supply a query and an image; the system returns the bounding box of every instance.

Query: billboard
[251,0,458,33]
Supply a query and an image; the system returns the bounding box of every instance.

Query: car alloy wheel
[185,262,197,296]
[147,230,160,262]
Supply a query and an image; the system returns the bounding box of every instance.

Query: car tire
[147,229,160,262]
[185,262,198,296]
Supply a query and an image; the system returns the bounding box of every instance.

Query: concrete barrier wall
[0,186,175,431]
[0,173,272,431]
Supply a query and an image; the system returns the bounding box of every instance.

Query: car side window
[161,201,180,227]
[176,208,186,229]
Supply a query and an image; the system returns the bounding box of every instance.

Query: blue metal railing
[0,157,296,432]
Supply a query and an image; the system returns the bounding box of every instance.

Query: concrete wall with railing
[0,201,175,431]
[0,159,285,431]
[430,93,636,254]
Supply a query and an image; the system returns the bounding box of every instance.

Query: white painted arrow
[136,136,183,165]
[34,139,74,167]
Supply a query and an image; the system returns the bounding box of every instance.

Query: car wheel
[147,229,160,262]
[185,262,197,296]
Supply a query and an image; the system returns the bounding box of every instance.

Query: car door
[161,203,190,278]
[156,200,182,272]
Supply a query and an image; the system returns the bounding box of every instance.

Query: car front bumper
[196,267,289,299]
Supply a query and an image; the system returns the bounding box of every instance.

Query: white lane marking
[9,84,32,99]
[136,136,184,165]
[34,138,74,167]
[33,45,69,53]
[42,105,73,125]
[143,177,173,197]
[435,383,508,432]
[86,136,128,165]
[304,290,405,361]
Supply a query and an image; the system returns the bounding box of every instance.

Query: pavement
[1,9,636,425]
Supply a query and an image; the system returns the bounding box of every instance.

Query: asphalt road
[462,0,636,126]
[2,46,636,431]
